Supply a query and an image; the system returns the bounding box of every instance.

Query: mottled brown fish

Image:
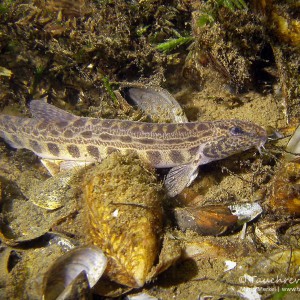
[0,100,267,196]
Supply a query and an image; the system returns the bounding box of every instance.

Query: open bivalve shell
[285,124,300,161]
[174,202,262,236]
[42,246,107,300]
[115,83,188,123]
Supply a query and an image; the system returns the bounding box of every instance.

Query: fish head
[201,120,267,162]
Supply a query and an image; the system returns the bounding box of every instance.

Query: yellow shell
[267,161,300,216]
[83,152,164,288]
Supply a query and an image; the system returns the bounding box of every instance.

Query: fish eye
[230,126,244,135]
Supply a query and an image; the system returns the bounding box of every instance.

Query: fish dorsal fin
[30,100,78,122]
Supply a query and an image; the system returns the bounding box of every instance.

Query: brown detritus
[187,2,267,92]
[253,0,300,122]
[0,0,191,115]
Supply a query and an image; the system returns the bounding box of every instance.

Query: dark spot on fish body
[197,123,210,131]
[146,150,162,165]
[130,126,141,135]
[56,121,69,128]
[119,136,132,143]
[176,126,189,136]
[187,136,200,143]
[47,143,60,156]
[188,146,199,157]
[202,139,228,159]
[38,120,49,131]
[166,138,184,145]
[109,123,120,132]
[141,123,154,133]
[50,129,60,136]
[81,131,93,138]
[64,129,74,138]
[169,150,185,164]
[91,118,101,125]
[119,121,132,131]
[153,126,165,136]
[99,133,112,141]
[72,118,88,127]
[203,146,219,158]
[86,145,100,159]
[138,138,155,145]
[228,139,250,153]
[165,124,177,134]
[29,139,42,153]
[186,123,197,131]
[67,144,81,158]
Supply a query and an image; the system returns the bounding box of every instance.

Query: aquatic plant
[197,0,248,27]
[156,36,193,54]
[0,0,12,14]
[218,0,247,11]
[101,76,118,105]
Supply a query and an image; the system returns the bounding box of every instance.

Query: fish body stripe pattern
[0,100,267,196]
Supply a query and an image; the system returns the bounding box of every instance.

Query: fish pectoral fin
[30,100,78,122]
[41,159,93,176]
[41,159,64,176]
[59,160,93,172]
[165,163,199,197]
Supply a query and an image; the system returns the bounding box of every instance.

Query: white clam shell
[119,84,188,123]
[43,246,107,300]
[285,124,300,161]
[229,202,262,224]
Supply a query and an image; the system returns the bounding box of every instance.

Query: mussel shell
[55,270,91,300]
[285,124,300,161]
[174,205,238,236]
[83,152,164,288]
[126,292,159,300]
[27,169,79,210]
[266,161,300,216]
[174,202,262,236]
[0,167,84,246]
[0,247,15,286]
[42,246,107,300]
[228,202,262,224]
[254,249,300,276]
[118,84,188,123]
